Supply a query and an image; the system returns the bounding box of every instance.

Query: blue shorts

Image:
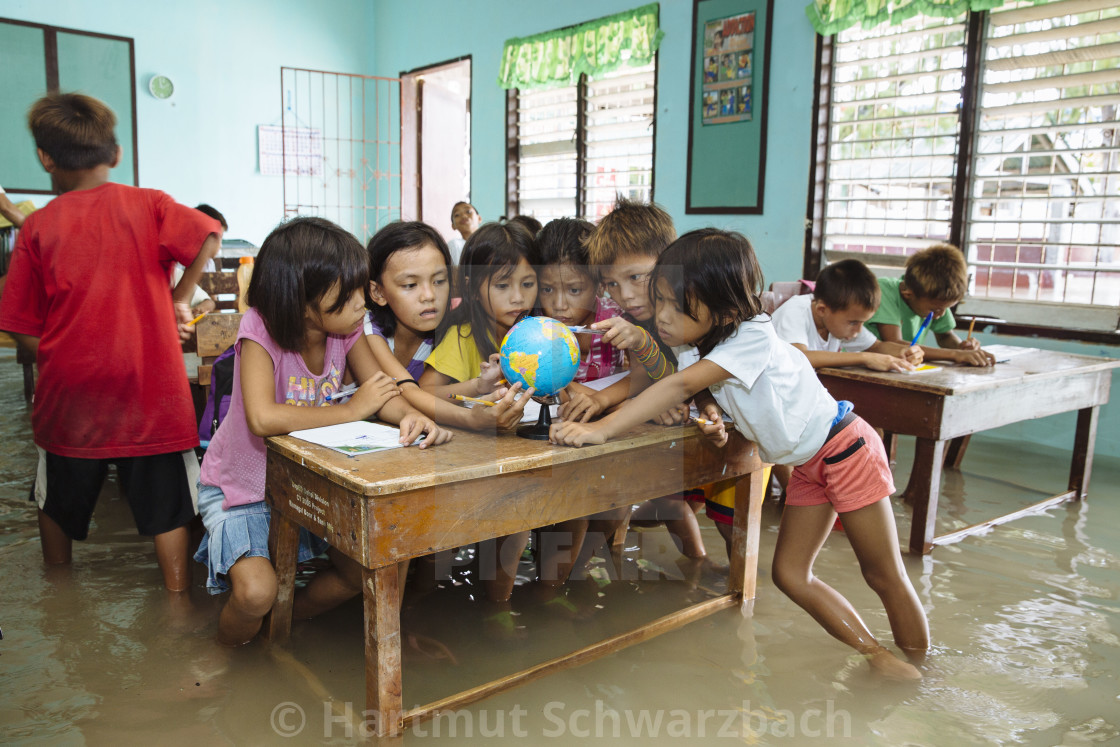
[193,482,329,595]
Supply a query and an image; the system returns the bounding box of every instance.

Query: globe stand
[516,394,555,440]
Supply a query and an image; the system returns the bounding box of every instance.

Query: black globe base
[516,396,553,440]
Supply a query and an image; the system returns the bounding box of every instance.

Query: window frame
[0,16,139,193]
[504,56,658,221]
[806,6,1120,343]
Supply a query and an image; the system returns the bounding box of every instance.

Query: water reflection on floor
[1,347,1119,745]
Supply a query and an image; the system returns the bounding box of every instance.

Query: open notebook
[288,421,419,456]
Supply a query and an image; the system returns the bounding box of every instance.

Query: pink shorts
[786,415,894,513]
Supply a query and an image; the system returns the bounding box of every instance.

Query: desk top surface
[267,422,723,497]
[818,346,1119,396]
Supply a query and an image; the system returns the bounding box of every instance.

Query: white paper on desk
[288,421,410,456]
[980,344,1036,363]
[582,371,629,391]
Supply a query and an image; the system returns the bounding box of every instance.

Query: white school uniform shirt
[685,320,837,466]
[771,295,877,353]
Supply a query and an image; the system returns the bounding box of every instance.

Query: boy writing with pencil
[0,93,222,591]
[864,243,994,366]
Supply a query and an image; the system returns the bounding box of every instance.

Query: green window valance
[498,3,664,91]
[806,0,1050,36]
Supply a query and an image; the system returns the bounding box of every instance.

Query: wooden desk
[264,424,765,737]
[818,348,1119,555]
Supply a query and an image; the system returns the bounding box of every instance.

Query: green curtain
[806,0,1050,36]
[498,3,664,90]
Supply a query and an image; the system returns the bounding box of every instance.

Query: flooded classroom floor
[1,346,1119,746]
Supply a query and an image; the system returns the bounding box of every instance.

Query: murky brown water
[2,346,1119,745]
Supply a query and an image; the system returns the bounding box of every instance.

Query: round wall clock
[148,74,175,100]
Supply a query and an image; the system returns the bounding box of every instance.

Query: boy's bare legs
[537,519,589,588]
[37,509,73,564]
[292,546,365,619]
[574,507,630,574]
[715,521,733,559]
[631,495,707,558]
[482,531,530,603]
[154,525,191,592]
[480,531,531,639]
[772,501,922,681]
[218,556,278,646]
[841,498,930,661]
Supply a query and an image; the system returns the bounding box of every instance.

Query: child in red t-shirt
[0,93,221,591]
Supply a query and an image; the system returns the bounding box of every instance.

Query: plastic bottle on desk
[236,256,254,312]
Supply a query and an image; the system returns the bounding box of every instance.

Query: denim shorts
[193,482,329,594]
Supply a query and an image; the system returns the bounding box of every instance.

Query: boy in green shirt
[866,243,995,366]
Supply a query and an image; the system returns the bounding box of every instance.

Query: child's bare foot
[406,633,458,664]
[866,646,922,681]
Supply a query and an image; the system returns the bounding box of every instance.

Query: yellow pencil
[694,417,713,425]
[449,393,496,407]
[185,312,207,327]
[966,317,976,341]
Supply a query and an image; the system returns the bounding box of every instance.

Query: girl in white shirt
[551,228,929,681]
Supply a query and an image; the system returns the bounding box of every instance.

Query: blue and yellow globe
[499,316,580,397]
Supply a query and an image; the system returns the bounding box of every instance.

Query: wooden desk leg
[263,509,299,643]
[1069,406,1100,500]
[364,564,403,738]
[944,435,971,470]
[727,470,765,603]
[906,438,946,555]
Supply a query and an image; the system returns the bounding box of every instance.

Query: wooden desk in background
[264,423,766,737]
[818,347,1119,555]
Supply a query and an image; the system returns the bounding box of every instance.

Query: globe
[499,316,580,397]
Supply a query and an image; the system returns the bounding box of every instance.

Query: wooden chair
[761,279,814,314]
[195,313,242,403]
[197,271,240,312]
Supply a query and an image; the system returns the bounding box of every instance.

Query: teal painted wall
[371,0,816,286]
[0,0,374,244]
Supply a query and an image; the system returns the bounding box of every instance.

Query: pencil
[185,312,207,327]
[449,393,497,407]
[694,417,714,425]
[966,317,976,341]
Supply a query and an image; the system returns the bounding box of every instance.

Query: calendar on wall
[258,124,323,176]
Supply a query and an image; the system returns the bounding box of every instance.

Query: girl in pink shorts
[551,228,930,681]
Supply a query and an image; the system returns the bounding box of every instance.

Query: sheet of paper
[581,370,630,392]
[288,420,411,456]
[980,344,1037,363]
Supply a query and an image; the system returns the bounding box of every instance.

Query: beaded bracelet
[633,327,672,381]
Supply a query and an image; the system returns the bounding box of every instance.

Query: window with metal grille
[966,0,1120,328]
[507,61,655,222]
[811,1,1120,334]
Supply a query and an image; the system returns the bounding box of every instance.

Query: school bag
[198,346,235,447]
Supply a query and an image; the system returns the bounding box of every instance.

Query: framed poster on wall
[685,0,772,214]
